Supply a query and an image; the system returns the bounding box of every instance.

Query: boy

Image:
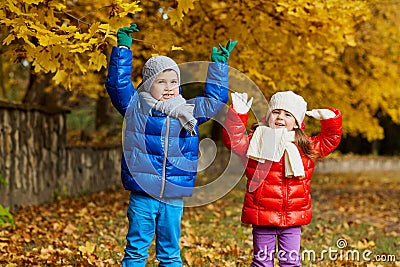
[105,24,237,266]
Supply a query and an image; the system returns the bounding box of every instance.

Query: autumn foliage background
[1,0,400,149]
[0,0,399,266]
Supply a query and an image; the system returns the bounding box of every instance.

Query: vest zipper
[282,171,287,225]
[160,116,170,198]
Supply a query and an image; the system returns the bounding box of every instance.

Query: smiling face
[267,109,297,131]
[149,70,179,101]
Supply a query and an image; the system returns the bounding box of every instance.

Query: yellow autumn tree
[1,0,400,142]
[0,0,142,98]
[297,1,400,141]
[160,0,400,142]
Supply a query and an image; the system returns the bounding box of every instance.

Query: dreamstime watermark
[303,238,397,262]
[256,238,398,263]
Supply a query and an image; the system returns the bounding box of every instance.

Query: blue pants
[122,193,183,267]
[251,226,302,267]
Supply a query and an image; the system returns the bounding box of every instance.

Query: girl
[222,91,342,267]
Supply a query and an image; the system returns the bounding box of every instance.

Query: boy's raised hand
[306,109,336,120]
[231,92,253,114]
[117,24,140,48]
[211,39,238,62]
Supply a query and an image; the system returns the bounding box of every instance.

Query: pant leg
[122,193,158,267]
[155,198,183,267]
[251,226,277,267]
[277,226,302,267]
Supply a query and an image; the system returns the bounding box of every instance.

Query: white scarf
[246,126,305,178]
[139,92,197,136]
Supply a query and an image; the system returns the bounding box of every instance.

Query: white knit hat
[138,56,181,92]
[266,91,307,126]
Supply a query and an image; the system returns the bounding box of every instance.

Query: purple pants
[251,225,301,267]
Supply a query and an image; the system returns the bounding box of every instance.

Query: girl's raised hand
[306,109,336,120]
[231,92,253,114]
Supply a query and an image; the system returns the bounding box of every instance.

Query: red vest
[222,106,342,227]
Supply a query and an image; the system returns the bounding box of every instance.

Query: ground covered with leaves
[0,171,399,266]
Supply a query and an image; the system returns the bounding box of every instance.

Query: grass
[0,171,399,266]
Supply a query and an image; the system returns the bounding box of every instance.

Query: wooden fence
[0,101,121,211]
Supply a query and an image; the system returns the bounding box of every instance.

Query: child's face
[268,109,297,131]
[150,70,179,101]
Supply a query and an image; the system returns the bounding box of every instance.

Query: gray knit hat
[138,56,181,92]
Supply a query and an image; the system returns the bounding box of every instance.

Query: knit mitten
[117,24,139,48]
[306,109,336,120]
[211,39,238,62]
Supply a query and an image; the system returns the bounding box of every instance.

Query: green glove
[211,39,238,62]
[117,24,139,48]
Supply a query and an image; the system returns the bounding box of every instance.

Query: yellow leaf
[5,0,24,15]
[117,0,142,17]
[37,35,51,46]
[345,34,357,47]
[248,68,272,81]
[88,22,100,39]
[53,70,68,85]
[2,34,15,45]
[38,34,69,46]
[31,49,59,72]
[78,241,95,254]
[49,1,66,11]
[74,55,87,74]
[168,8,184,25]
[356,240,375,250]
[178,0,195,14]
[88,51,107,71]
[276,3,287,12]
[171,45,184,51]
[0,17,12,26]
[16,29,36,48]
[184,251,196,265]
[70,42,92,53]
[24,0,45,4]
[40,9,58,27]
[29,23,52,35]
[59,24,77,33]
[74,32,86,40]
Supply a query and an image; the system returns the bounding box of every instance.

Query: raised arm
[105,24,139,116]
[222,92,253,157]
[222,105,251,157]
[307,108,343,158]
[194,40,237,124]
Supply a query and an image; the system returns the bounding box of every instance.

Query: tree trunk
[95,93,117,130]
[22,70,64,111]
[371,140,379,155]
[0,56,6,98]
